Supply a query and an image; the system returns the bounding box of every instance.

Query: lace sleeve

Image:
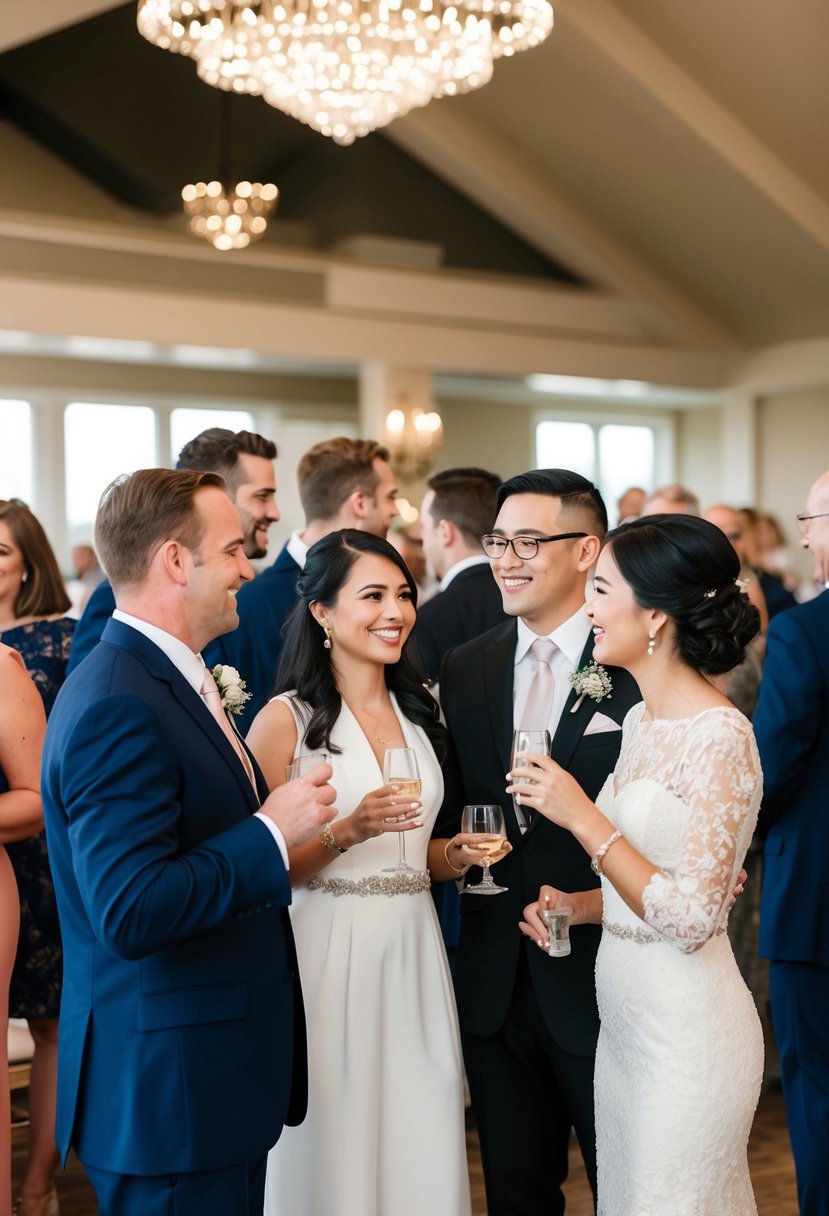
[641,712,762,954]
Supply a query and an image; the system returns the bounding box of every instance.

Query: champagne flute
[381,747,421,874]
[510,729,551,829]
[460,804,508,895]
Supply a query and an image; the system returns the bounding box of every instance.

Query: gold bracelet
[320,822,347,855]
[591,829,622,876]
[443,838,470,876]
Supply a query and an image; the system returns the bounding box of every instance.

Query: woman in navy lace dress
[0,500,74,1216]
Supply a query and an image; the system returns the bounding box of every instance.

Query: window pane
[599,425,655,523]
[65,403,157,541]
[170,408,254,462]
[536,421,595,479]
[0,400,33,503]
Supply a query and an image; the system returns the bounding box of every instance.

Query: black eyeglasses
[481,532,589,560]
[796,512,829,534]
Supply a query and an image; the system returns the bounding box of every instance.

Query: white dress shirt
[112,609,288,868]
[439,553,491,591]
[512,605,593,736]
[286,529,310,570]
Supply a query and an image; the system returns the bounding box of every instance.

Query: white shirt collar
[112,609,206,694]
[514,604,593,670]
[439,553,492,591]
[286,529,309,570]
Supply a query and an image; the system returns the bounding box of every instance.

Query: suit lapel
[481,622,524,845]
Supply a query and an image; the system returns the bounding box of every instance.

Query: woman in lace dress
[247,530,489,1216]
[0,500,74,1216]
[0,644,47,1216]
[514,514,764,1216]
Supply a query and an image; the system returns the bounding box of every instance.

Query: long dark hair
[604,514,760,674]
[276,530,446,761]
[0,499,71,618]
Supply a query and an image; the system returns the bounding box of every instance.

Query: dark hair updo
[275,529,445,760]
[604,514,760,675]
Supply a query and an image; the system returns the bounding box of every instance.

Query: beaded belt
[602,919,727,944]
[306,871,431,897]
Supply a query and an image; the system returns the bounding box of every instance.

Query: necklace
[349,692,392,747]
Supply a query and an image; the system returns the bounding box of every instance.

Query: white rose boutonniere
[212,664,252,715]
[569,660,613,714]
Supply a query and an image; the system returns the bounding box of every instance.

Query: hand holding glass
[286,752,332,783]
[460,804,508,895]
[382,747,421,874]
[511,730,551,823]
[541,905,573,956]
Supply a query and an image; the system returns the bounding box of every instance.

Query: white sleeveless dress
[264,693,471,1216]
[593,704,764,1216]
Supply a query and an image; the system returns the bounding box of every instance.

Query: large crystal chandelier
[137,0,554,145]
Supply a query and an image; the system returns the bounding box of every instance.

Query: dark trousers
[770,959,829,1216]
[463,955,597,1216]
[84,1154,268,1216]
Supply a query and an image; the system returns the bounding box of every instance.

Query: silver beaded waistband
[602,919,727,944]
[305,871,431,897]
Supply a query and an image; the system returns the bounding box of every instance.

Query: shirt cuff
[253,811,290,871]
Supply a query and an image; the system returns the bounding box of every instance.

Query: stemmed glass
[460,804,508,895]
[510,729,551,828]
[381,747,421,874]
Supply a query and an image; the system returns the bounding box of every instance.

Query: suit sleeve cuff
[253,811,290,871]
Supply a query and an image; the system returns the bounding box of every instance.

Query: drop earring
[323,625,332,650]
[647,630,656,657]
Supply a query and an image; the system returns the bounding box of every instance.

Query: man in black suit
[434,469,640,1216]
[409,466,506,684]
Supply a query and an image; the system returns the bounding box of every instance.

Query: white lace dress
[593,704,764,1216]
[264,694,470,1216]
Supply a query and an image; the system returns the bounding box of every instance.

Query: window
[536,414,669,523]
[170,408,254,461]
[65,403,157,542]
[0,399,33,503]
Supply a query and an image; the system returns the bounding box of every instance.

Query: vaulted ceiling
[1,0,827,384]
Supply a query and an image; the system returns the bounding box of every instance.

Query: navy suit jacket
[408,563,507,684]
[43,619,306,1175]
[205,542,302,729]
[433,619,641,1054]
[66,577,115,673]
[754,589,829,966]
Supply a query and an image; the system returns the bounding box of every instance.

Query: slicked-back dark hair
[176,428,277,500]
[497,469,608,536]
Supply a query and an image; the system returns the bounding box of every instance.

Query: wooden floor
[11,1086,798,1215]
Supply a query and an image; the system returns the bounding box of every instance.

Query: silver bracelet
[591,829,622,875]
[320,822,347,855]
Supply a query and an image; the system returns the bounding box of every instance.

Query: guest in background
[387,518,433,600]
[640,482,700,516]
[753,511,799,592]
[0,645,47,1216]
[754,469,829,1216]
[738,507,798,618]
[0,500,74,1216]
[67,427,280,672]
[212,437,399,728]
[247,531,487,1216]
[69,544,104,615]
[410,467,505,686]
[705,503,769,635]
[615,485,646,524]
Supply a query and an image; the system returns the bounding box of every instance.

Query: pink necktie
[200,667,257,793]
[521,638,556,729]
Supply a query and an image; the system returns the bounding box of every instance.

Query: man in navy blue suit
[209,436,399,727]
[754,467,829,1216]
[43,468,336,1216]
[67,427,280,672]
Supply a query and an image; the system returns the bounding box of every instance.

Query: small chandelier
[181,93,279,250]
[137,0,554,146]
[385,399,443,482]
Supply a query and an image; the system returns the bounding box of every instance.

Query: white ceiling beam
[559,0,829,257]
[0,1,123,54]
[389,106,736,350]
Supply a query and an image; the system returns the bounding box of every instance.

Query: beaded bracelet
[320,822,347,855]
[444,838,470,877]
[591,829,623,875]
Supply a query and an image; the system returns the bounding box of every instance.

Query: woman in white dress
[247,530,489,1216]
[514,514,764,1216]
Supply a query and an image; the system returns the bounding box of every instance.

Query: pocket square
[583,712,622,735]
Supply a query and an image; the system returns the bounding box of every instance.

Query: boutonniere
[212,664,252,716]
[569,660,613,713]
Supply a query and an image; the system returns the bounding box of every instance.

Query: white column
[720,393,757,504]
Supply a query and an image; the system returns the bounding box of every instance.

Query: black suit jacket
[408,563,506,683]
[434,619,641,1055]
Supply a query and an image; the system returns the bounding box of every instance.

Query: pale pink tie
[522,638,556,729]
[200,667,257,793]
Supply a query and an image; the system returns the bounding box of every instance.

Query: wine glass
[381,747,421,874]
[460,804,508,895]
[510,729,551,829]
[285,752,331,783]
